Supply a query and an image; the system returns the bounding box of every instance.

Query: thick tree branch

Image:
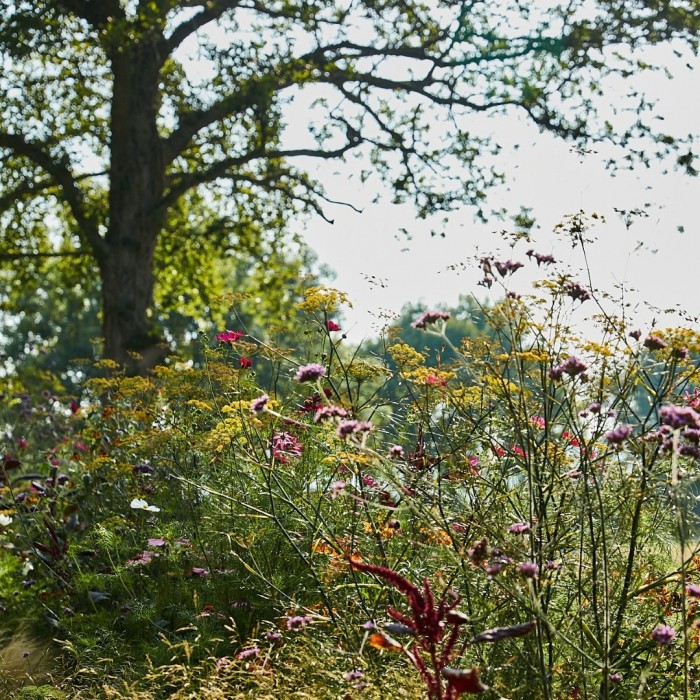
[163,0,243,55]
[0,171,107,213]
[162,140,361,207]
[0,131,105,258]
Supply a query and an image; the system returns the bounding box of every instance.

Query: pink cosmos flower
[215,330,243,344]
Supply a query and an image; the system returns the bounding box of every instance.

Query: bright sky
[296,65,700,341]
[179,16,700,342]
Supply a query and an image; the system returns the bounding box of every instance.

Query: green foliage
[1,0,698,363]
[2,229,700,698]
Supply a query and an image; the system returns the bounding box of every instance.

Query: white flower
[0,514,13,527]
[130,498,160,513]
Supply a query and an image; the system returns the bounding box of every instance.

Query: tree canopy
[0,0,698,370]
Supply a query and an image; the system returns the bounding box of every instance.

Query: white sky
[179,18,700,342]
[296,77,700,340]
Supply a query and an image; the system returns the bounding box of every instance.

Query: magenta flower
[250,394,270,414]
[651,625,676,645]
[326,320,341,331]
[313,405,349,422]
[606,424,633,445]
[215,330,243,344]
[265,631,282,643]
[272,431,303,461]
[549,356,588,380]
[517,561,538,578]
[411,310,451,329]
[238,357,252,369]
[294,363,326,382]
[507,522,531,535]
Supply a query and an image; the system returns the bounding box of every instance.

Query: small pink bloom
[239,357,252,368]
[215,330,243,344]
[331,480,346,498]
[326,320,341,331]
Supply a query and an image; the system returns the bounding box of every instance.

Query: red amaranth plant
[351,559,535,698]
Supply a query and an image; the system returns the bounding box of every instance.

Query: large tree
[0,0,697,370]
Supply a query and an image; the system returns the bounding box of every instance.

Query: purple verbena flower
[651,625,676,645]
[516,561,538,578]
[507,522,531,535]
[494,259,524,277]
[294,363,326,382]
[236,646,260,660]
[644,335,667,351]
[313,405,348,422]
[286,615,312,631]
[336,419,372,439]
[659,404,700,430]
[411,311,451,329]
[606,424,633,445]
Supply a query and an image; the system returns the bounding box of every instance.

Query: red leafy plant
[351,559,535,698]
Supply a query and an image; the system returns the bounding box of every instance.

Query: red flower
[326,320,341,331]
[239,357,252,368]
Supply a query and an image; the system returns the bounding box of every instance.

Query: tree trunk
[101,37,167,373]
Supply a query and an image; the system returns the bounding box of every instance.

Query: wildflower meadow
[2,230,700,699]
